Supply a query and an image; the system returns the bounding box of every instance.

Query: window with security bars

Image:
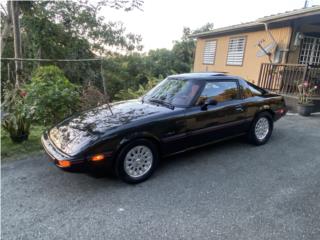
[227,37,246,65]
[203,40,217,64]
[299,36,320,65]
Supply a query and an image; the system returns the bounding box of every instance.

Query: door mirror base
[201,99,217,110]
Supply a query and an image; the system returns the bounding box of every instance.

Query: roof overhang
[257,5,320,23]
[190,5,320,39]
[190,22,265,38]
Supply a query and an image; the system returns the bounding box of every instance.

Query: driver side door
[183,79,249,148]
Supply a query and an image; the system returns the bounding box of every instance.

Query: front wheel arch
[114,138,160,183]
[112,134,161,167]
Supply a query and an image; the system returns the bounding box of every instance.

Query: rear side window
[196,81,239,105]
[244,81,266,97]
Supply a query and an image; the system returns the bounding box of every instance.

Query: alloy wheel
[254,117,270,140]
[124,145,153,178]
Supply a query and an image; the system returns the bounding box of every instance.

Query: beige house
[192,6,320,111]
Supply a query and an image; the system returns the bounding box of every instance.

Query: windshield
[143,78,202,107]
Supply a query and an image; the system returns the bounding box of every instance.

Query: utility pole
[10,0,23,87]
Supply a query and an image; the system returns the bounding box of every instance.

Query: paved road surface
[2,114,320,240]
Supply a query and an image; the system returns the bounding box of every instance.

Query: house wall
[193,27,292,84]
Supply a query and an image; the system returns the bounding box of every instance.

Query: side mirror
[201,98,217,110]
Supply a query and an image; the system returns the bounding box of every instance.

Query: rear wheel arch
[251,110,274,130]
[248,111,274,145]
[254,108,275,121]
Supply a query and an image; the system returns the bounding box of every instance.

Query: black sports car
[41,72,287,183]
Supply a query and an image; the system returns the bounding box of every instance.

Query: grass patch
[1,125,46,161]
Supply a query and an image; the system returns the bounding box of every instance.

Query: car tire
[115,139,159,184]
[248,112,273,146]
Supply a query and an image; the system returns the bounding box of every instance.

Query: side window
[245,81,264,97]
[242,82,264,98]
[238,79,265,98]
[196,81,239,105]
[241,85,254,98]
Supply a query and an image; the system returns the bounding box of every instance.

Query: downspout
[261,22,277,44]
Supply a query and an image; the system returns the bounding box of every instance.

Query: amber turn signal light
[91,154,105,162]
[57,160,71,168]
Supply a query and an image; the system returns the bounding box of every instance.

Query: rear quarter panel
[245,93,286,120]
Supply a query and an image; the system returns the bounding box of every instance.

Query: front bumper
[41,132,85,169]
[41,132,113,170]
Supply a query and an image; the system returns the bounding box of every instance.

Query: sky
[100,0,320,52]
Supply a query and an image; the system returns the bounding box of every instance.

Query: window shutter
[227,37,246,65]
[203,40,217,64]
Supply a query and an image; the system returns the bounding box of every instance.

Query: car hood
[49,99,173,156]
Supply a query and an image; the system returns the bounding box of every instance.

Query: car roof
[167,72,240,81]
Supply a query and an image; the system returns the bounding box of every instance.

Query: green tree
[171,23,214,73]
[103,23,215,100]
[146,49,175,77]
[115,77,160,100]
[103,53,150,99]
[32,1,143,54]
[0,0,144,91]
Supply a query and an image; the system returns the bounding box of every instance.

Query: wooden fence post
[257,63,264,87]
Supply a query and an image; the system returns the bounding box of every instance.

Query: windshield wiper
[148,98,175,110]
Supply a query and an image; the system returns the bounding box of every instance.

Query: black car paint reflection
[49,100,172,156]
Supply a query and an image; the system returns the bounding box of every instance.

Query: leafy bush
[25,65,80,125]
[1,86,32,143]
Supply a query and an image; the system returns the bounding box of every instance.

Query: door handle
[235,105,245,112]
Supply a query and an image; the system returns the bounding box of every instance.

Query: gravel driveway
[2,114,320,240]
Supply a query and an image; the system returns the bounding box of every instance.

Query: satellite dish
[256,42,277,57]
